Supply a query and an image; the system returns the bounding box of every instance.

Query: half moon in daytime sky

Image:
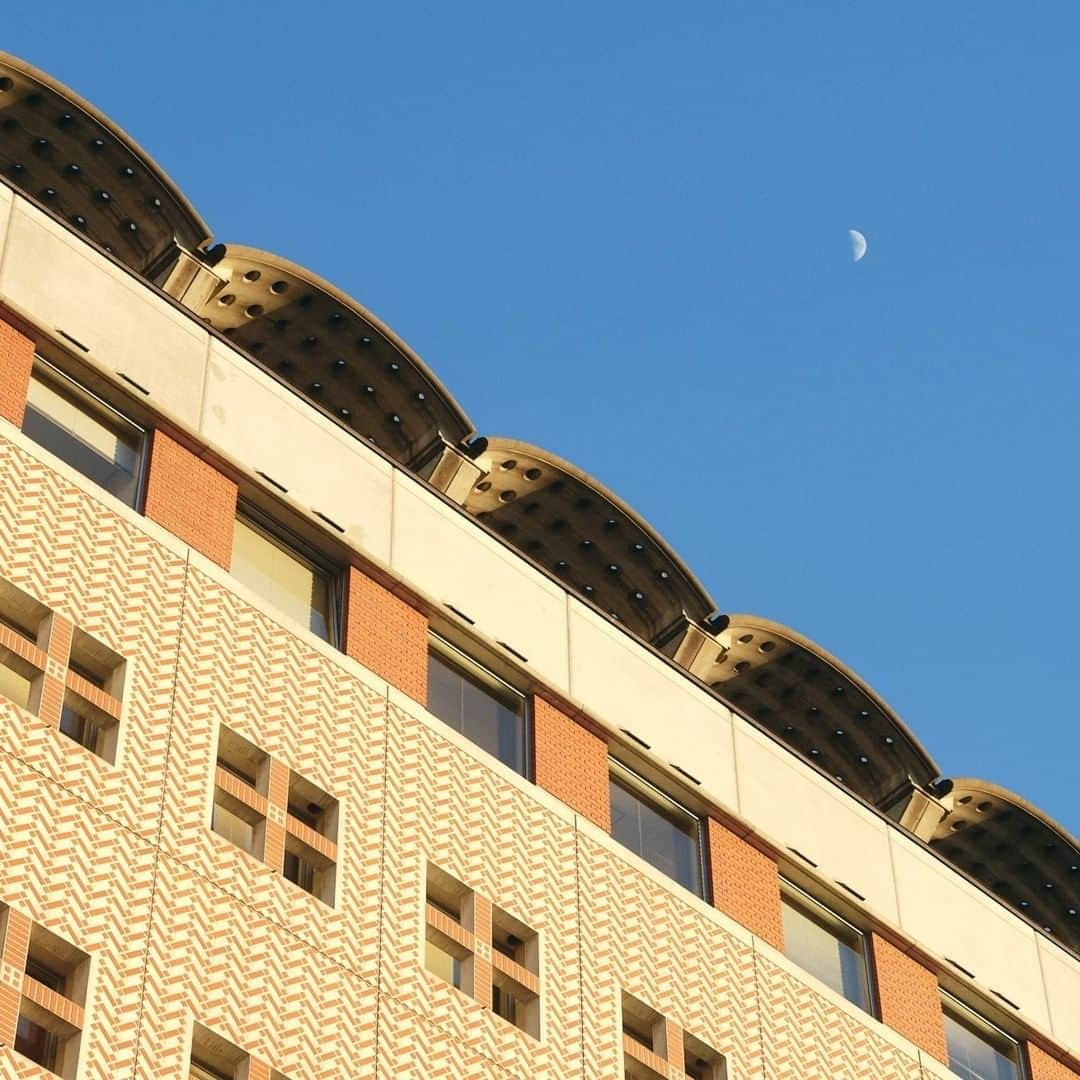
[849,229,868,262]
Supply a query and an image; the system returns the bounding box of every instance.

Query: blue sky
[6,4,1078,833]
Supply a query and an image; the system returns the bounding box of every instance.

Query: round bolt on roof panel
[463,438,716,641]
[0,52,211,274]
[185,246,474,466]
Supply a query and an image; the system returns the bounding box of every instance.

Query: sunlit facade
[0,50,1077,1079]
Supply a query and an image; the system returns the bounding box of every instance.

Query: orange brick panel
[263,819,286,875]
[0,317,34,428]
[0,624,47,670]
[247,1060,272,1080]
[36,674,66,729]
[343,566,427,702]
[143,430,238,568]
[65,671,122,720]
[1026,1044,1080,1080]
[22,974,84,1029]
[531,696,611,831]
[0,983,19,1047]
[267,758,290,813]
[44,613,73,665]
[705,818,784,950]
[869,933,948,1063]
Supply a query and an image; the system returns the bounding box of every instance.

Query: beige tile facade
[0,425,1069,1078]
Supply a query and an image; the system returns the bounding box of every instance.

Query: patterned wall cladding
[0,434,187,839]
[136,852,378,1080]
[157,563,388,980]
[755,950,924,1080]
[0,745,157,1079]
[375,993,520,1080]
[378,700,582,1079]
[576,829,764,1080]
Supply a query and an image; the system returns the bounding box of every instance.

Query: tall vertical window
[426,635,527,774]
[230,510,338,643]
[609,760,703,896]
[943,995,1021,1080]
[22,361,144,506]
[780,882,872,1012]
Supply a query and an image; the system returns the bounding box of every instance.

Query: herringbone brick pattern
[755,950,923,1079]
[158,564,387,980]
[577,830,763,1080]
[379,701,581,1078]
[375,993,517,1079]
[0,745,156,1079]
[0,434,187,839]
[136,852,378,1080]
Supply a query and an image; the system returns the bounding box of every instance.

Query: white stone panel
[1037,935,1080,1052]
[0,195,209,427]
[391,475,571,695]
[567,600,740,814]
[890,831,1051,1030]
[200,339,393,564]
[732,719,900,923]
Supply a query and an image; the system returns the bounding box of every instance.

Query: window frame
[231,503,344,647]
[23,357,148,509]
[779,878,875,1015]
[426,631,531,777]
[608,757,706,899]
[941,990,1025,1080]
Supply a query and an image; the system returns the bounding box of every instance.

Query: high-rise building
[0,50,1076,1080]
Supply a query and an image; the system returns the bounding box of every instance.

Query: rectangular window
[943,995,1021,1080]
[426,635,527,774]
[189,1023,246,1080]
[211,725,268,860]
[780,882,872,1013]
[230,510,338,643]
[22,361,144,507]
[609,760,703,896]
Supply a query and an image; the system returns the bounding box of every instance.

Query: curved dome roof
[701,615,940,807]
[188,246,474,467]
[462,438,716,641]
[930,780,1080,953]
[0,52,210,274]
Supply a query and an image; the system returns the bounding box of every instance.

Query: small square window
[780,882,872,1013]
[211,726,268,860]
[189,1023,246,1080]
[0,579,49,713]
[230,510,340,644]
[426,635,528,774]
[609,760,704,896]
[942,995,1021,1080]
[23,361,145,507]
[13,923,89,1078]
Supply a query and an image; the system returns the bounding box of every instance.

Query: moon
[849,229,868,262]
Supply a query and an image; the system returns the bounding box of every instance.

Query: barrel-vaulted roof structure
[0,52,210,276]
[4,50,1075,961]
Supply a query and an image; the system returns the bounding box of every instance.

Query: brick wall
[869,932,948,1063]
[0,314,35,428]
[705,817,784,950]
[531,696,611,831]
[142,431,238,568]
[343,566,428,703]
[1026,1044,1080,1080]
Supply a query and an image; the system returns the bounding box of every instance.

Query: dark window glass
[15,1014,58,1070]
[426,642,526,774]
[943,1001,1020,1080]
[22,365,143,506]
[25,958,65,995]
[609,762,702,896]
[59,700,106,755]
[781,887,871,1012]
[283,849,316,894]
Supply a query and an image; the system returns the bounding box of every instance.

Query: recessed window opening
[942,993,1022,1080]
[0,580,49,712]
[780,880,872,1013]
[0,640,37,711]
[426,633,527,774]
[683,1031,727,1080]
[22,359,145,507]
[211,726,268,860]
[609,759,704,897]
[58,689,118,761]
[67,626,124,695]
[230,508,340,644]
[188,1023,247,1080]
